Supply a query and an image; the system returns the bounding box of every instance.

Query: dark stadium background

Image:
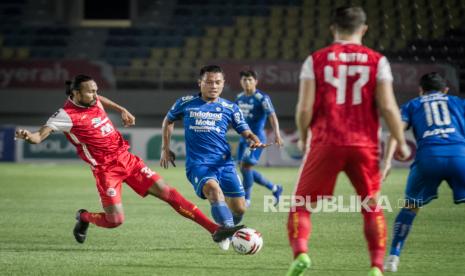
[0,0,463,132]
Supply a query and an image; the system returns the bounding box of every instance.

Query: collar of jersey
[199,96,221,103]
[242,90,257,97]
[333,39,362,45]
[422,90,443,95]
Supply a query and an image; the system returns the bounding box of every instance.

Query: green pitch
[0,163,463,276]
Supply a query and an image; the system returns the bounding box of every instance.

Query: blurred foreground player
[15,74,241,246]
[383,73,465,272]
[286,6,410,276]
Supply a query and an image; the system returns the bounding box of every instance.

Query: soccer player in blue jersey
[382,72,465,272]
[160,65,266,249]
[235,70,284,206]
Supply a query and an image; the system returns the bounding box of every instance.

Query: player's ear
[418,87,424,95]
[443,87,449,94]
[330,24,336,36]
[197,79,201,88]
[361,24,368,36]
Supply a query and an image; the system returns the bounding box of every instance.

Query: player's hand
[395,142,411,161]
[275,135,284,147]
[160,149,176,168]
[15,129,32,141]
[381,162,392,181]
[121,108,135,127]
[297,139,307,153]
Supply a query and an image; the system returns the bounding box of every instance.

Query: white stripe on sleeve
[299,56,315,80]
[45,108,73,132]
[376,56,393,82]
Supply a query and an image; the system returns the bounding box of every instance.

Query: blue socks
[252,170,274,190]
[389,208,417,256]
[211,202,234,227]
[233,214,243,225]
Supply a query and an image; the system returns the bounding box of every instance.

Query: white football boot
[384,255,400,272]
[216,238,230,250]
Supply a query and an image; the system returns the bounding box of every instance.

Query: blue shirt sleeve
[166,98,185,122]
[262,95,275,116]
[231,104,250,134]
[400,102,411,129]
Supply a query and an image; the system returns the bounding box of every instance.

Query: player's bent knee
[105,212,125,228]
[203,180,224,201]
[230,201,247,215]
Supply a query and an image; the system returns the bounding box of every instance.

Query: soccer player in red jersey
[15,74,242,246]
[286,6,410,276]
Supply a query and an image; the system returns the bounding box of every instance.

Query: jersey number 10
[324,65,370,105]
[423,101,451,126]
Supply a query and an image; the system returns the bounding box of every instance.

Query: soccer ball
[231,228,263,255]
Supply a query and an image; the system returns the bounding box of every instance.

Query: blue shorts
[186,164,245,199]
[237,139,264,165]
[405,156,465,206]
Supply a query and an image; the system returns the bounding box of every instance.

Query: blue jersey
[401,91,465,158]
[167,94,250,167]
[235,89,275,137]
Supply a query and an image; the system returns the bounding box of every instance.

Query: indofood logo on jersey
[238,102,254,118]
[189,111,222,133]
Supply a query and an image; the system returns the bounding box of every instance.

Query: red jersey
[300,41,393,148]
[45,97,129,166]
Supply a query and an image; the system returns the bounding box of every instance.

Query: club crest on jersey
[106,188,117,197]
[91,118,102,126]
[220,101,233,110]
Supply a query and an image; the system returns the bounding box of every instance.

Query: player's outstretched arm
[98,95,135,127]
[160,116,176,168]
[376,81,410,160]
[295,78,315,152]
[15,126,53,144]
[268,113,283,147]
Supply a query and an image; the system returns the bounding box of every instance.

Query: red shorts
[92,151,161,207]
[294,146,380,202]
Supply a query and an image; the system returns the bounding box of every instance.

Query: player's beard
[78,98,96,107]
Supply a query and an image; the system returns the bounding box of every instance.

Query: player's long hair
[65,75,93,97]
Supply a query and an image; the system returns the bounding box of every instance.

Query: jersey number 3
[324,65,370,105]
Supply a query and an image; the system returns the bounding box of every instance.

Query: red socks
[81,212,123,228]
[287,207,312,258]
[81,187,218,234]
[158,186,218,234]
[287,205,386,271]
[362,207,387,271]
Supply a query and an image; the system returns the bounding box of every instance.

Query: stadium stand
[0,0,464,89]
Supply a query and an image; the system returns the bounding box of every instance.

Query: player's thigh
[218,165,245,198]
[445,157,465,204]
[186,165,219,199]
[93,166,124,208]
[344,147,380,199]
[123,152,162,197]
[295,146,346,201]
[405,158,444,206]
